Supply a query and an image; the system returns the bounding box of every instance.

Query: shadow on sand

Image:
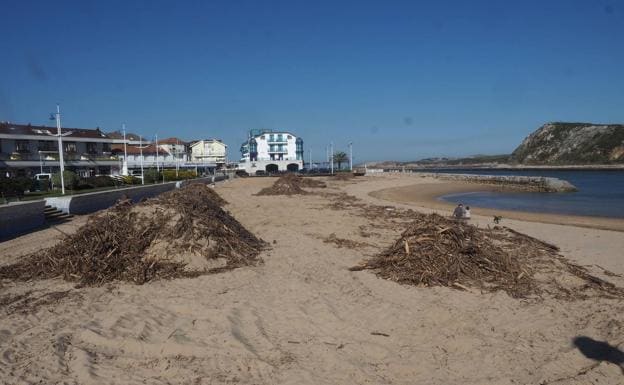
[573,336,624,373]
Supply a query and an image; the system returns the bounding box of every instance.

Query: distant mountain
[511,122,624,165]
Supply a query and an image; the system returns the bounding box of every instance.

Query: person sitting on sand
[453,204,465,219]
[464,206,471,219]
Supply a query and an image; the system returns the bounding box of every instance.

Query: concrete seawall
[426,173,578,192]
[45,175,228,215]
[0,175,230,242]
[0,201,46,241]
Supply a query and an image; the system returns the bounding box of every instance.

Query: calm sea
[435,169,624,219]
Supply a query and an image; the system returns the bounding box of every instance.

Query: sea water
[436,169,624,219]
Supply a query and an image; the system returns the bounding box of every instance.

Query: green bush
[143,168,161,184]
[31,179,51,192]
[121,175,141,185]
[52,170,79,190]
[0,177,32,199]
[85,176,117,188]
[162,169,197,181]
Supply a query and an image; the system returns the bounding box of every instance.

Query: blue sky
[1,0,623,162]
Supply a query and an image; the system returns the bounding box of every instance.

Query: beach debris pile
[350,213,624,299]
[0,184,265,286]
[256,174,326,195]
[183,180,229,205]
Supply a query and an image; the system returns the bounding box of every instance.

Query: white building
[157,137,189,162]
[190,139,227,166]
[118,144,178,170]
[239,130,304,174]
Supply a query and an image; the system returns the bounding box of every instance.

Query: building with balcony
[190,139,227,166]
[0,122,121,177]
[239,129,304,173]
[158,138,189,162]
[113,137,194,172]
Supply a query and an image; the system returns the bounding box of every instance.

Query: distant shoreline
[365,164,624,171]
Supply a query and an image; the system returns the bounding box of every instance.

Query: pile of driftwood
[0,184,264,286]
[351,213,623,299]
[256,174,326,195]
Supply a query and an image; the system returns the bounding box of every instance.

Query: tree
[52,170,79,190]
[333,151,348,169]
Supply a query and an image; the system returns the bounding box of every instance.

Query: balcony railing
[3,152,118,162]
[268,149,288,153]
[267,139,287,144]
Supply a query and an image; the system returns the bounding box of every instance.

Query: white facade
[190,140,227,165]
[120,152,181,170]
[159,143,188,161]
[239,130,304,173]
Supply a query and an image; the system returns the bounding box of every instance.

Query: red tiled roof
[158,137,187,145]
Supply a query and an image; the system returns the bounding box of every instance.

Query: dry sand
[1,175,624,384]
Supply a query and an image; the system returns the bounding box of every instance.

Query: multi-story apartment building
[239,129,303,173]
[190,139,227,166]
[158,138,189,162]
[0,122,121,177]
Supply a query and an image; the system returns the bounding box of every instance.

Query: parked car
[33,173,53,191]
[34,173,52,181]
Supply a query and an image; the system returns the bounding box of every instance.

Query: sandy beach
[1,174,624,384]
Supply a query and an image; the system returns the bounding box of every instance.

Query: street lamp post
[176,139,180,178]
[330,141,334,174]
[349,142,353,171]
[122,124,128,176]
[325,145,328,170]
[138,136,147,185]
[155,134,159,172]
[48,104,71,195]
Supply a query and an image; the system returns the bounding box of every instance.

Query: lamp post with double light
[47,104,72,195]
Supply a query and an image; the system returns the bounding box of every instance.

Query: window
[287,135,292,139]
[38,141,57,152]
[65,142,77,153]
[15,140,30,153]
[102,143,111,152]
[86,142,98,154]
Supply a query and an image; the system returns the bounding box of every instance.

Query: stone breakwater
[428,173,578,192]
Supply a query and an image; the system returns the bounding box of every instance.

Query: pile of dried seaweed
[180,181,228,205]
[351,213,624,299]
[0,184,264,286]
[256,174,308,195]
